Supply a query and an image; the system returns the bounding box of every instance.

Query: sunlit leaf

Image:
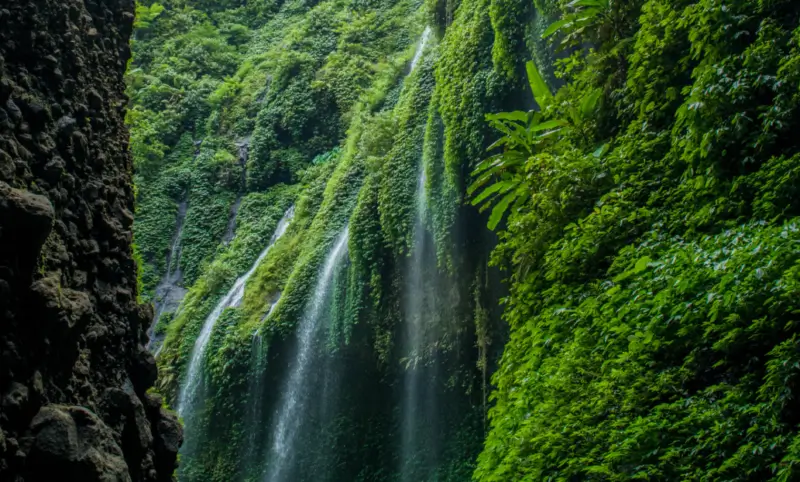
[526,60,553,109]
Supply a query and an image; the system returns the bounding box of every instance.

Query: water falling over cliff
[178,205,296,416]
[399,161,445,481]
[410,27,432,73]
[148,200,189,353]
[264,225,351,482]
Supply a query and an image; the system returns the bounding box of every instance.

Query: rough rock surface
[0,1,182,480]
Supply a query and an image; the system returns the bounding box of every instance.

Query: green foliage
[469,59,605,231]
[542,0,643,49]
[134,2,165,30]
[476,1,800,480]
[542,0,610,41]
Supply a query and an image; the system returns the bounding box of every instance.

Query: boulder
[24,405,131,482]
[0,181,54,282]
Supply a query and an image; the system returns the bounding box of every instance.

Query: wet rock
[0,150,14,180]
[30,275,92,332]
[42,155,65,182]
[140,393,181,480]
[17,98,49,130]
[128,347,157,397]
[4,99,21,125]
[88,90,103,111]
[0,182,54,281]
[2,383,29,417]
[100,385,154,479]
[30,372,43,400]
[24,405,131,482]
[153,409,181,481]
[56,115,77,137]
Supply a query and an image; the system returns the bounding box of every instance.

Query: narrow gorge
[3,0,800,481]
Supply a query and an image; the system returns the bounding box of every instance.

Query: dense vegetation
[128,0,800,480]
[475,0,800,480]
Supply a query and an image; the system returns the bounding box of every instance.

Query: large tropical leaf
[580,89,602,117]
[567,0,607,8]
[542,18,572,38]
[468,156,526,194]
[486,111,529,123]
[471,180,519,206]
[526,60,553,109]
[529,119,570,133]
[488,191,520,230]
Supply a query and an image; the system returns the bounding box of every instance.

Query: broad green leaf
[530,119,569,133]
[471,180,518,206]
[469,172,500,195]
[488,191,519,230]
[593,143,610,158]
[488,120,515,137]
[634,256,653,274]
[542,18,572,38]
[568,106,582,125]
[538,127,566,139]
[510,187,530,211]
[469,159,523,194]
[567,0,606,9]
[472,156,498,174]
[486,137,509,152]
[580,89,602,117]
[487,111,529,123]
[526,60,553,108]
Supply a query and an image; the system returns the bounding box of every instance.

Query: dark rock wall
[0,1,181,481]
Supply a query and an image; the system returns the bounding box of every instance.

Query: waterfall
[178,205,296,415]
[165,200,188,282]
[225,138,250,245]
[397,24,443,480]
[224,196,243,245]
[244,330,268,476]
[147,199,189,353]
[410,26,432,72]
[264,225,351,482]
[400,166,441,482]
[265,294,282,319]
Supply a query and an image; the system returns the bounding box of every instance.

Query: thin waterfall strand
[410,26,432,72]
[400,167,431,481]
[264,225,350,482]
[178,205,295,415]
[147,200,189,352]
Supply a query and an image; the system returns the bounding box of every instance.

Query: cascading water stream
[399,25,442,481]
[225,138,251,245]
[178,205,295,415]
[244,329,268,473]
[224,197,243,245]
[264,225,350,482]
[148,199,189,352]
[399,166,440,481]
[410,26,432,73]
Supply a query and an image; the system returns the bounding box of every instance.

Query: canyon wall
[0,1,181,480]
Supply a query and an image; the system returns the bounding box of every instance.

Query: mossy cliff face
[0,1,181,481]
[129,0,800,480]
